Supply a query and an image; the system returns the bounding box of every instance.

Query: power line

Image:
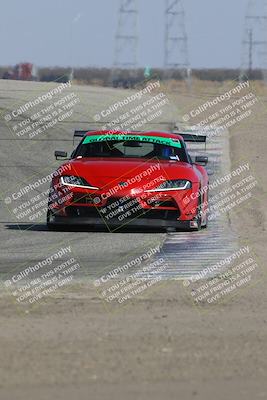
[113,0,139,69]
[164,0,190,81]
[240,0,267,81]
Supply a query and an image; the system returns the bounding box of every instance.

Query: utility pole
[240,0,267,81]
[112,0,139,87]
[164,0,190,83]
[248,29,253,75]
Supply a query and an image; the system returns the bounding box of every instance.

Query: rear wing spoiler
[73,130,95,145]
[173,130,207,150]
[179,133,207,143]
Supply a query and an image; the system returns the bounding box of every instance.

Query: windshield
[73,134,189,162]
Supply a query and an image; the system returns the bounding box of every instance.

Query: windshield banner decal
[83,135,182,148]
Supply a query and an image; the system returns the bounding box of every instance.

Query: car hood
[59,157,199,188]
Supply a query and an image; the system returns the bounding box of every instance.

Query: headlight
[61,175,99,190]
[145,180,192,192]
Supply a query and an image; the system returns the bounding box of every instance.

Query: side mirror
[55,150,68,160]
[195,156,208,165]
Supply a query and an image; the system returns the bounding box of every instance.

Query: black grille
[66,206,100,217]
[66,204,180,221]
[72,194,95,205]
[144,209,180,220]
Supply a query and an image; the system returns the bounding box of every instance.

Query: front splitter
[49,216,191,229]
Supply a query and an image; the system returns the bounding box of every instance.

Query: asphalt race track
[0,80,237,283]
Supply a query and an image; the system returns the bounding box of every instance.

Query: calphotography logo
[93,244,169,311]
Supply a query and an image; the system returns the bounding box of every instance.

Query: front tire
[190,197,202,231]
[46,210,58,231]
[201,190,209,229]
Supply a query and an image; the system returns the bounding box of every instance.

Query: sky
[0,0,249,69]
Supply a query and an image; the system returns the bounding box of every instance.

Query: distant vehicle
[112,77,139,89]
[2,63,38,81]
[47,130,209,231]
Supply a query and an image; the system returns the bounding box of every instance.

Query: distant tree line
[0,66,265,84]
[37,67,266,84]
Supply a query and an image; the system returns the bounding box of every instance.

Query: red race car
[47,130,209,231]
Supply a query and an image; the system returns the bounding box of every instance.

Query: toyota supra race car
[47,130,209,231]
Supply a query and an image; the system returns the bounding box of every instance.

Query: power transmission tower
[164,0,190,81]
[240,0,267,81]
[112,0,139,87]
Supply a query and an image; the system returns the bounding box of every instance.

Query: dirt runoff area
[0,85,267,400]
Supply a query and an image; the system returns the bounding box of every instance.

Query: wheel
[201,190,209,229]
[190,197,202,231]
[201,214,208,229]
[46,210,58,231]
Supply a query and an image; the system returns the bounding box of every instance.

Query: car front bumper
[48,214,194,229]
